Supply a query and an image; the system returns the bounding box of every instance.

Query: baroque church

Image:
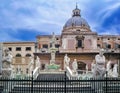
[2,5,120,74]
[35,6,120,71]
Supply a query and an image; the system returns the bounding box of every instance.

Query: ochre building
[3,42,35,74]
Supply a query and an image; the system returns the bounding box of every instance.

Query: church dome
[64,16,90,28]
[64,5,90,29]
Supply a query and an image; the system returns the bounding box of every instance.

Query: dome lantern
[63,4,90,30]
[72,3,81,17]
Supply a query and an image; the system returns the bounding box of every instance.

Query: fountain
[47,32,60,70]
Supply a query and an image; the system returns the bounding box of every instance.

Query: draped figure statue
[72,59,78,74]
[93,49,106,78]
[64,54,70,69]
[28,57,34,75]
[112,64,118,77]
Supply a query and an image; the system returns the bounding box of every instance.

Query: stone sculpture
[93,49,106,78]
[72,59,78,74]
[64,54,70,69]
[49,32,58,64]
[91,61,95,74]
[28,57,34,75]
[2,48,13,68]
[112,64,118,77]
[2,48,13,78]
[50,32,56,48]
[106,61,113,77]
[36,56,41,68]
[86,64,88,73]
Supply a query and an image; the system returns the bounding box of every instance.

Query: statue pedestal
[2,60,12,78]
[50,60,55,65]
[2,68,12,78]
[47,63,60,70]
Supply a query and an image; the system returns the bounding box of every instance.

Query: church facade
[2,6,120,73]
[35,6,120,71]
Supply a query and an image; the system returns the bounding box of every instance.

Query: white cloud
[0,0,120,41]
[96,2,120,23]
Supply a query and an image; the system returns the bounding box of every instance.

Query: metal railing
[0,72,120,93]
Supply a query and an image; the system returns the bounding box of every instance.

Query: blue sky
[0,0,120,42]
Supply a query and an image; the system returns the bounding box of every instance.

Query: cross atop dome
[72,3,81,17]
[76,2,78,9]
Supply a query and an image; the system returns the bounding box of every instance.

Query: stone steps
[36,73,67,80]
[9,86,95,93]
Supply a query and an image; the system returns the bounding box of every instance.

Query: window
[76,29,80,32]
[108,38,110,40]
[78,40,82,48]
[8,47,12,51]
[42,44,48,48]
[16,53,21,57]
[107,44,111,49]
[56,38,59,40]
[76,11,78,15]
[97,44,101,48]
[97,38,100,40]
[26,47,31,51]
[83,24,85,26]
[26,54,31,57]
[50,43,52,47]
[16,47,21,51]
[118,45,120,48]
[55,44,60,48]
[118,38,120,40]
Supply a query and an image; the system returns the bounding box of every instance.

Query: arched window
[26,54,31,57]
[107,44,111,49]
[77,61,86,70]
[16,53,21,57]
[97,44,101,48]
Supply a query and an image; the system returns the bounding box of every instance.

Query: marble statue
[2,48,13,66]
[50,32,56,48]
[93,49,106,78]
[72,59,78,74]
[86,64,88,74]
[91,61,95,74]
[64,54,70,69]
[106,61,111,72]
[112,64,118,77]
[106,61,112,77]
[2,48,13,78]
[49,32,58,64]
[36,56,41,68]
[10,65,15,78]
[28,57,34,74]
[17,65,21,74]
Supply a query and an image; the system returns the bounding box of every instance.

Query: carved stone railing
[33,67,39,80]
[40,48,48,53]
[66,66,78,80]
